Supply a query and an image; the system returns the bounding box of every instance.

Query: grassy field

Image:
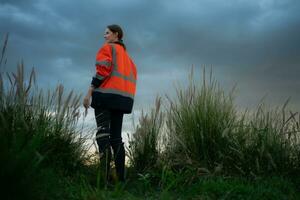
[1,35,299,199]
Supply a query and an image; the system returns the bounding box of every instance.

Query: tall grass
[0,36,88,199]
[129,68,300,178]
[165,69,237,171]
[231,102,300,176]
[127,97,164,173]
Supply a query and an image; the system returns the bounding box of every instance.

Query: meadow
[1,35,299,199]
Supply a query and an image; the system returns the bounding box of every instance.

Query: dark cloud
[1,0,300,114]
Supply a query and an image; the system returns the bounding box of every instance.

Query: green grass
[129,68,300,177]
[0,60,87,199]
[127,97,164,173]
[63,167,299,200]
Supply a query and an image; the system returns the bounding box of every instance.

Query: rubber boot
[112,143,125,182]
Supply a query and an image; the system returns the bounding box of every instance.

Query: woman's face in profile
[104,28,118,43]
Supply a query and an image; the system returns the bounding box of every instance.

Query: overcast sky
[1,0,300,135]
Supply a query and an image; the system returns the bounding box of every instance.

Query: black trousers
[94,108,125,181]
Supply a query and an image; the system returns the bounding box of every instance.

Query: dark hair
[107,24,126,50]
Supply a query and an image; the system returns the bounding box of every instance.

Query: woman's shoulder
[98,43,113,54]
[98,42,124,54]
[100,43,112,49]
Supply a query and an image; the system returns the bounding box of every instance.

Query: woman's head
[104,24,123,43]
[104,24,126,49]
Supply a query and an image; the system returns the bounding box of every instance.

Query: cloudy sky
[1,0,300,135]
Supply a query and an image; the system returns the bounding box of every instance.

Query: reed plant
[0,36,88,199]
[129,68,300,178]
[229,102,300,176]
[127,97,164,173]
[164,69,237,171]
[165,69,300,176]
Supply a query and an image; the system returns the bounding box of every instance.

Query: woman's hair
[107,24,126,50]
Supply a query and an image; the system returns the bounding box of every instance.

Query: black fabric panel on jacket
[91,91,134,114]
[91,77,103,88]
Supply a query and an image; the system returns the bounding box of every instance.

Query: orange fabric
[95,43,137,98]
[95,44,113,78]
[96,65,112,78]
[104,76,136,94]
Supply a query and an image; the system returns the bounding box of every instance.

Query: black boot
[112,143,125,182]
[99,147,112,185]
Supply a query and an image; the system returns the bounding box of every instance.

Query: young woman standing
[83,24,137,182]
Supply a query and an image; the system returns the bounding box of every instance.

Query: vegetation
[161,69,300,177]
[1,34,299,199]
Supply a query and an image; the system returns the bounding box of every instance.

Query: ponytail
[115,39,126,50]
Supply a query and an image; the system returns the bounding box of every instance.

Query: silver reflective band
[111,45,117,70]
[111,71,136,84]
[95,61,111,68]
[110,44,136,84]
[95,74,105,80]
[96,133,110,139]
[94,88,134,99]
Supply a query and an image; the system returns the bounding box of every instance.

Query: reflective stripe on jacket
[91,43,137,113]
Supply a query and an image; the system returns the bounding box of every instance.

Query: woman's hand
[83,95,90,109]
[83,86,94,109]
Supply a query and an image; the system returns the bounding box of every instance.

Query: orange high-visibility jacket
[91,43,137,113]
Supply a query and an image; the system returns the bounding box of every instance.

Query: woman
[83,24,137,182]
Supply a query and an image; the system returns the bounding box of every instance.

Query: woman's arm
[83,85,94,109]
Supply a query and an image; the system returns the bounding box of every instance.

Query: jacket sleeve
[91,44,113,88]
